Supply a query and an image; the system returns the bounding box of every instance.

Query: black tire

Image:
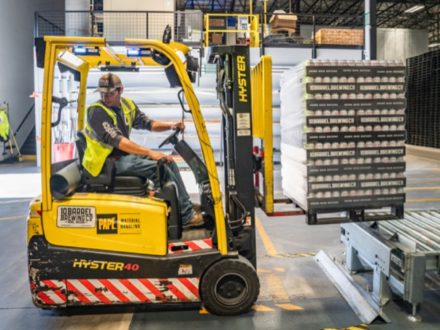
[200,256,260,316]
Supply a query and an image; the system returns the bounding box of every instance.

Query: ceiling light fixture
[404,5,425,14]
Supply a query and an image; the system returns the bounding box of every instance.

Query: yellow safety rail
[204,14,259,47]
[251,56,273,213]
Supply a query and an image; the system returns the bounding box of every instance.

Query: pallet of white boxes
[280,60,406,224]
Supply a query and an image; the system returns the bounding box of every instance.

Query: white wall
[65,0,90,36]
[103,0,175,41]
[104,0,174,11]
[0,0,65,160]
[377,28,429,61]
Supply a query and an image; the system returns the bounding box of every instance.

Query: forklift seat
[75,131,146,196]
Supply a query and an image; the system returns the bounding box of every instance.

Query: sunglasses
[100,88,120,98]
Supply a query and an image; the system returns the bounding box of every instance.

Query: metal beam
[326,1,363,26]
[388,3,438,28]
[320,0,352,25]
[268,0,280,13]
[304,0,322,14]
[377,2,407,26]
[376,1,404,25]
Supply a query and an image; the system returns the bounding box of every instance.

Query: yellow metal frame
[39,36,228,255]
[251,55,273,213]
[203,13,259,47]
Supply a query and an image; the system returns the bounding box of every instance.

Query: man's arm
[117,136,172,161]
[150,121,185,132]
[131,102,184,132]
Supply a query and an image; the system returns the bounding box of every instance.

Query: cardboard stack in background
[315,29,364,46]
[269,11,297,36]
[208,17,225,45]
[280,60,406,223]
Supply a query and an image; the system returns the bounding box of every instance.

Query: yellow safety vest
[82,97,136,177]
[0,108,10,142]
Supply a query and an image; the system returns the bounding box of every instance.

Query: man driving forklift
[84,72,204,228]
[29,36,259,315]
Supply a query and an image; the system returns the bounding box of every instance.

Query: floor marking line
[321,324,369,330]
[276,303,304,311]
[199,307,209,314]
[278,252,316,259]
[0,215,26,221]
[266,273,290,303]
[405,186,440,191]
[407,198,440,203]
[255,216,278,257]
[252,304,274,312]
[256,268,271,273]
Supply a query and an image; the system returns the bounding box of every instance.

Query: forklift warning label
[57,206,96,228]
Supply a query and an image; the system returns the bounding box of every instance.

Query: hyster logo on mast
[237,55,248,102]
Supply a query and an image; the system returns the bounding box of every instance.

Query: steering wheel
[158,127,181,149]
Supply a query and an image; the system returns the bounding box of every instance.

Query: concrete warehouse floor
[0,148,439,330]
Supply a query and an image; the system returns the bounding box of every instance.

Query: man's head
[97,73,123,107]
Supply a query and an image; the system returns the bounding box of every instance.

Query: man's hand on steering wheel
[171,121,185,132]
[149,150,174,163]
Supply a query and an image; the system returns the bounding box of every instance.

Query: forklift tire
[200,256,259,316]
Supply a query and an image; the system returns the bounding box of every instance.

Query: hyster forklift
[28,36,259,315]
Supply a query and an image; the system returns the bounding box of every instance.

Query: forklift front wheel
[200,256,259,316]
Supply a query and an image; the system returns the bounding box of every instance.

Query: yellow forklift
[28,35,258,315]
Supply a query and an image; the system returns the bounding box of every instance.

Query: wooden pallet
[306,204,404,225]
[271,27,296,36]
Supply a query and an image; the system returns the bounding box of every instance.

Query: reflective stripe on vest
[82,97,136,177]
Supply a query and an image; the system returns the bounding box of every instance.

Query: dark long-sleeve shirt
[87,99,153,158]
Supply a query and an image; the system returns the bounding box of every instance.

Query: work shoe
[183,212,204,229]
[192,203,202,213]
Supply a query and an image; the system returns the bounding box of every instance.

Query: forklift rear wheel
[200,256,259,315]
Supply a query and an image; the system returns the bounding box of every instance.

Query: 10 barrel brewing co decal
[57,206,96,228]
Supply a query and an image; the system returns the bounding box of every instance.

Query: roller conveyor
[339,210,440,321]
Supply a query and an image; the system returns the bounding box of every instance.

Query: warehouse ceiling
[178,0,440,43]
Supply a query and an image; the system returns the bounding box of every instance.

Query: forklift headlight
[73,46,100,56]
[127,48,152,57]
[127,48,141,57]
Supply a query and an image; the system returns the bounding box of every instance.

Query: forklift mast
[211,46,256,266]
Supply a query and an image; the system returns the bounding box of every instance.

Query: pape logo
[97,214,118,234]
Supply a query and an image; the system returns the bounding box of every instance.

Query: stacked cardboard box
[280,60,406,223]
[315,29,364,46]
[269,11,297,35]
[209,18,226,29]
[211,33,223,45]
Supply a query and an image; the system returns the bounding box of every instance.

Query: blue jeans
[114,154,194,224]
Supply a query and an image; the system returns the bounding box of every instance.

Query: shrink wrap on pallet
[280,60,407,223]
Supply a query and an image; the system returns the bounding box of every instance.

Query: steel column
[365,0,377,60]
